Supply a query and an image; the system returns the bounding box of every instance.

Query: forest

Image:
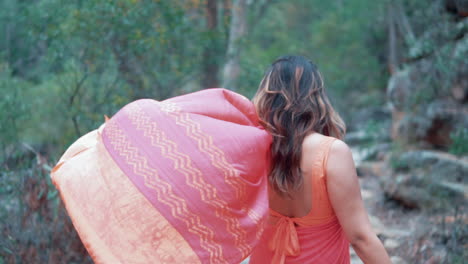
[0,0,466,263]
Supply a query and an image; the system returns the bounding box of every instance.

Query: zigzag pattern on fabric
[125,103,251,259]
[248,207,265,240]
[158,101,266,242]
[104,120,226,264]
[158,101,247,200]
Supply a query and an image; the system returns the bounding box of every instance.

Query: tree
[222,0,247,90]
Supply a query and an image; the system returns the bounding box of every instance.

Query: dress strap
[322,137,337,175]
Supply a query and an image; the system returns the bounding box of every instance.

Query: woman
[249,55,391,264]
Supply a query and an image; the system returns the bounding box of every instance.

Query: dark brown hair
[253,55,346,195]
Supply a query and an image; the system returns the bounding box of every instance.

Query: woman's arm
[326,140,391,264]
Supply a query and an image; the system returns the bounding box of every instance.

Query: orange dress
[250,136,350,264]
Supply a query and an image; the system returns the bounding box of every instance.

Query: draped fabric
[250,137,350,264]
[51,88,272,264]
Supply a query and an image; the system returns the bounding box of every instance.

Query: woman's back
[268,133,336,221]
[250,133,350,264]
[252,55,390,264]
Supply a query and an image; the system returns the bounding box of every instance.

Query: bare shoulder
[302,134,350,154]
[301,133,329,169]
[302,132,328,150]
[327,139,357,178]
[329,139,352,157]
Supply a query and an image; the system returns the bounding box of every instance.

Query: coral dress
[250,137,350,264]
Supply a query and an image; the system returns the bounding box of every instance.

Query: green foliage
[403,1,468,104]
[0,0,223,158]
[0,159,90,263]
[66,0,208,99]
[449,128,468,156]
[0,65,30,148]
[238,0,388,111]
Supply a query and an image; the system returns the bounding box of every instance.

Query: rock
[360,189,375,200]
[395,150,468,183]
[357,161,386,178]
[382,171,466,209]
[437,181,468,198]
[390,256,407,264]
[451,81,467,102]
[369,215,385,236]
[394,99,468,147]
[382,174,434,209]
[387,69,414,112]
[356,162,375,177]
[345,106,391,148]
[387,55,468,147]
[382,148,468,208]
[384,239,401,249]
[382,228,412,238]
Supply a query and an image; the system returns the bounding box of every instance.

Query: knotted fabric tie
[268,216,300,264]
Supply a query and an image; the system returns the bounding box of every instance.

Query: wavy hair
[253,55,346,195]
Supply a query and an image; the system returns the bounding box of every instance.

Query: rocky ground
[350,145,467,264]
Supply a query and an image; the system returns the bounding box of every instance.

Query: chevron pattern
[158,101,266,243]
[159,102,247,201]
[125,103,251,258]
[248,208,265,240]
[104,120,226,264]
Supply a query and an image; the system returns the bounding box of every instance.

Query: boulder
[387,42,467,148]
[392,99,468,147]
[394,150,468,182]
[382,172,467,209]
[382,150,468,209]
[382,173,434,209]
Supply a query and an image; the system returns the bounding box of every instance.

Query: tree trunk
[395,0,415,45]
[222,0,232,41]
[222,0,247,90]
[201,0,220,89]
[387,2,398,75]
